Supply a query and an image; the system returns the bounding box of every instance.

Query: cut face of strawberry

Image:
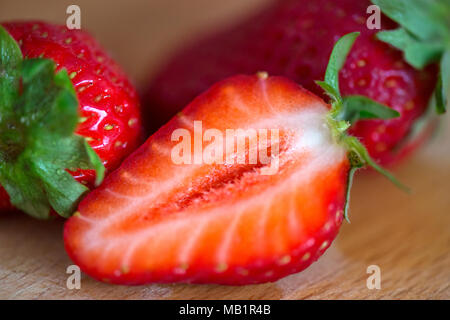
[65,74,350,285]
[65,33,403,285]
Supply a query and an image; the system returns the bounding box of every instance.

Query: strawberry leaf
[315,80,341,103]
[345,136,410,193]
[320,33,408,196]
[320,32,360,102]
[372,0,449,114]
[0,26,105,219]
[0,26,21,120]
[371,0,450,42]
[343,152,365,223]
[377,28,444,69]
[319,33,401,123]
[436,50,449,113]
[340,95,400,124]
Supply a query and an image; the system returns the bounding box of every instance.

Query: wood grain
[0,0,449,300]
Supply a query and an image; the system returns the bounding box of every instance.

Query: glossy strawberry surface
[65,75,349,285]
[0,21,143,210]
[145,0,437,166]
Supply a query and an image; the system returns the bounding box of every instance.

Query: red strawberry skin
[0,21,142,211]
[145,0,437,166]
[65,74,349,285]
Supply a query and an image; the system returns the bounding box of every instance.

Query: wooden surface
[0,0,449,300]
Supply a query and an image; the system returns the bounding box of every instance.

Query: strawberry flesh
[65,75,349,285]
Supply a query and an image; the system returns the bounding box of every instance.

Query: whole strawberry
[65,34,404,285]
[145,0,446,166]
[0,22,142,219]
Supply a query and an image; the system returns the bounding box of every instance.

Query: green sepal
[31,157,90,219]
[83,139,105,186]
[435,50,450,114]
[315,81,341,104]
[315,32,400,124]
[343,167,357,223]
[344,136,410,193]
[338,135,410,223]
[317,30,401,123]
[376,28,444,69]
[343,152,365,223]
[319,32,409,222]
[372,0,449,114]
[339,95,400,124]
[0,159,54,219]
[318,32,360,102]
[0,26,105,219]
[0,26,21,115]
[371,0,450,42]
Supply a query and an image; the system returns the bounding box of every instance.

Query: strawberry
[145,0,447,166]
[64,34,404,285]
[0,22,142,219]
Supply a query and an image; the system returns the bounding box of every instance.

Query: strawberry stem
[318,32,411,221]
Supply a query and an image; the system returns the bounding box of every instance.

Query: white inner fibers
[78,103,347,270]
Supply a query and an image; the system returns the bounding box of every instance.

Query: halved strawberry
[64,34,403,285]
[65,73,351,285]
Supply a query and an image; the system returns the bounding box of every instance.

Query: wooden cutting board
[0,0,449,300]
